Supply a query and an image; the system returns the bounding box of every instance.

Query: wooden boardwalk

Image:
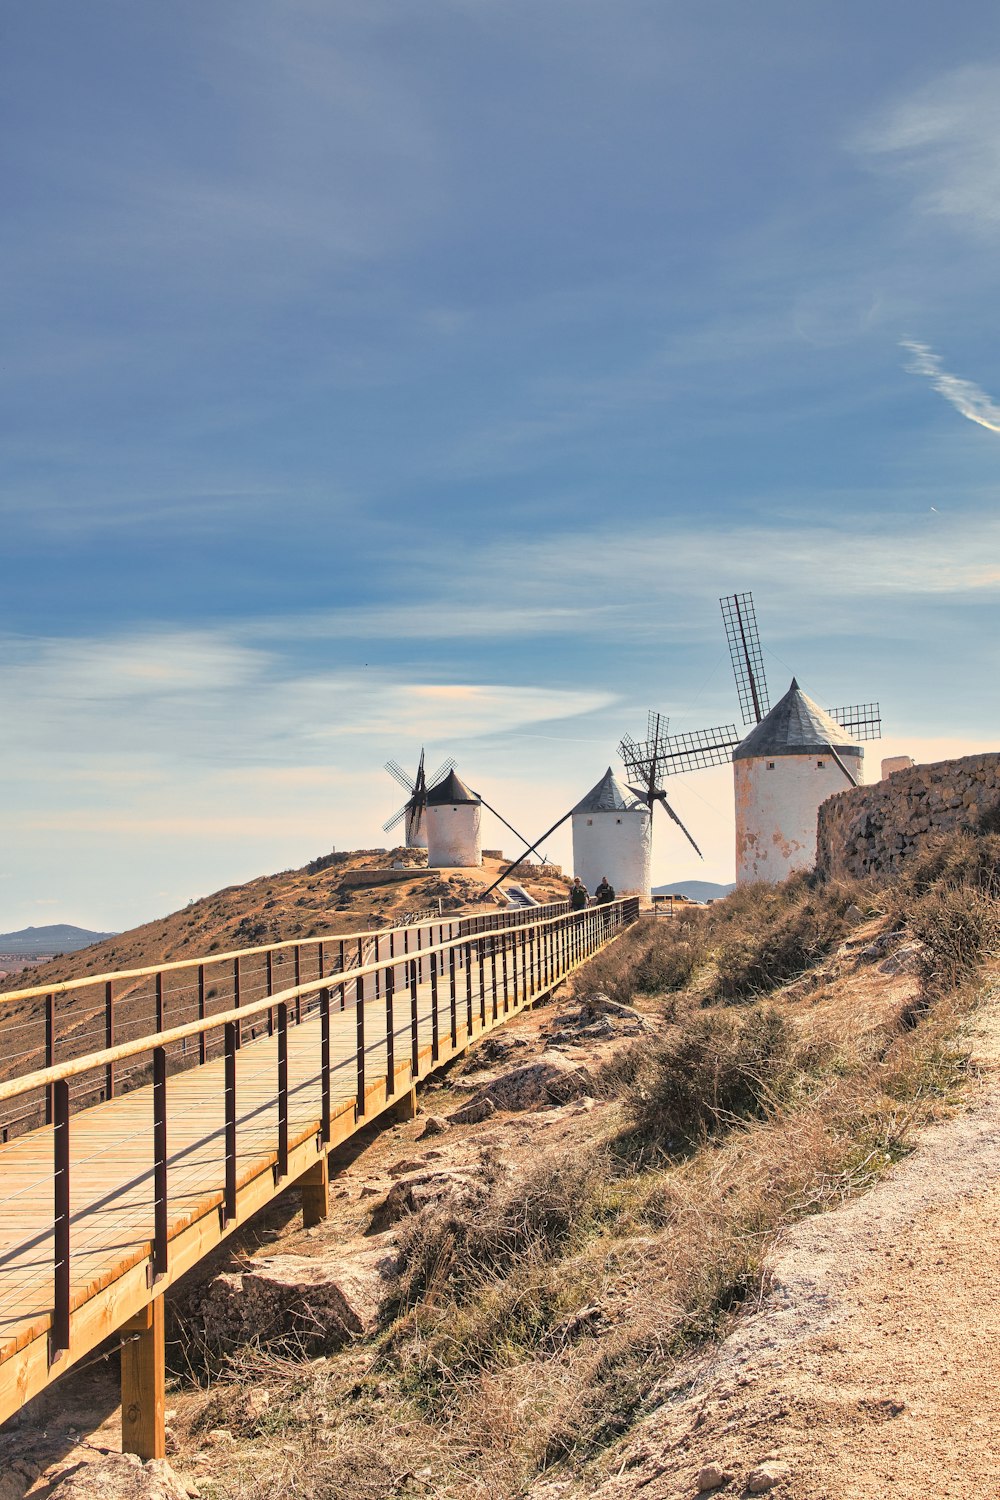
[0,901,637,1449]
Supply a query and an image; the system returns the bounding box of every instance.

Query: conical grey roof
[733,679,862,761]
[572,768,648,815]
[426,769,480,806]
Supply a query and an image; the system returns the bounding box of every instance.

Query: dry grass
[170,839,998,1500]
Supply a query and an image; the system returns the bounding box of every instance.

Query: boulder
[461,1051,596,1113]
[878,942,925,976]
[448,1096,497,1125]
[46,1455,195,1500]
[198,1242,398,1354]
[369,1167,484,1232]
[747,1462,789,1493]
[697,1462,734,1491]
[418,1115,449,1138]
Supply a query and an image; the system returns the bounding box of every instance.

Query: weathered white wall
[426,802,482,868]
[572,809,651,895]
[735,750,864,885]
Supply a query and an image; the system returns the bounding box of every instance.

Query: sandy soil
[548,978,1000,1500]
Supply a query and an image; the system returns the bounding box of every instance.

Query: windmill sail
[826,703,882,741]
[618,708,710,859]
[382,748,444,849]
[620,723,739,779]
[721,592,769,725]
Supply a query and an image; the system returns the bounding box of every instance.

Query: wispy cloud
[854,66,1000,235]
[902,340,1000,435]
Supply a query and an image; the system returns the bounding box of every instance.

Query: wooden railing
[0,899,570,1139]
[0,896,637,1452]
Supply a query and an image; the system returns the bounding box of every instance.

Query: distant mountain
[0,924,117,955]
[652,880,735,904]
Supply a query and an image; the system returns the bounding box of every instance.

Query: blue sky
[3,2,1000,929]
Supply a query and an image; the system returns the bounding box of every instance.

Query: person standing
[594,875,616,904]
[569,876,589,910]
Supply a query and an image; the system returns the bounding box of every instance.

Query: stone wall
[815,752,1000,880]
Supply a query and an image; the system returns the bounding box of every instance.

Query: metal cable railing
[0,898,636,1374]
[0,901,571,1139]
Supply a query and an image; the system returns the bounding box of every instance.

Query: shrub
[620,1008,794,1156]
[709,879,855,1001]
[392,1148,609,1313]
[906,885,1000,997]
[581,915,706,1004]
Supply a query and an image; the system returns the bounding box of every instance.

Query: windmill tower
[571,768,651,895]
[620,594,882,886]
[425,769,483,868]
[383,750,456,850]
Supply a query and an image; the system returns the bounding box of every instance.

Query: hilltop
[0,848,570,994]
[0,924,117,956]
[652,880,735,903]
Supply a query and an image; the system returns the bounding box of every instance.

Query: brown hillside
[0,849,570,998]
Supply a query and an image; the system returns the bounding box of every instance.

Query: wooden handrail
[0,900,623,1105]
[0,899,570,1008]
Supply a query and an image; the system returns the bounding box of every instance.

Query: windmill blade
[477,806,576,901]
[428,756,456,788]
[646,709,669,742]
[621,724,739,779]
[720,592,770,725]
[382,803,410,832]
[654,792,704,859]
[827,702,882,741]
[385,760,415,793]
[472,790,549,864]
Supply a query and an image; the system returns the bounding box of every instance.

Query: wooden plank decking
[0,902,637,1437]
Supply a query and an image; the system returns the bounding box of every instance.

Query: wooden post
[300,1156,330,1228]
[121,1296,165,1461]
[386,1085,418,1122]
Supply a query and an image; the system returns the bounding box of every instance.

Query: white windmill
[620,593,882,886]
[425,769,483,868]
[571,768,651,895]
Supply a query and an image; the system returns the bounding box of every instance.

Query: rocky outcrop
[816,752,1000,881]
[46,1455,196,1500]
[455,1050,596,1115]
[368,1166,486,1232]
[197,1242,398,1354]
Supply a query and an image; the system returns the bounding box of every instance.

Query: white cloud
[247,508,1000,654]
[901,340,1000,435]
[854,66,1000,234]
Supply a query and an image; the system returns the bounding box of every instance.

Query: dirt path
[560,981,1000,1500]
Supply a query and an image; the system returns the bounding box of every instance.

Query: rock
[369,1167,484,1231]
[581,993,647,1023]
[448,1096,497,1125]
[697,1462,734,1491]
[244,1388,272,1424]
[843,903,865,926]
[46,1454,193,1500]
[418,1115,449,1138]
[747,1462,789,1493]
[198,1243,399,1354]
[387,1158,430,1178]
[461,1052,596,1114]
[878,942,925,976]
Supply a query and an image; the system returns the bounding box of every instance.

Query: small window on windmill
[767,761,775,770]
[616,817,622,824]
[817,760,825,769]
[586,818,593,826]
